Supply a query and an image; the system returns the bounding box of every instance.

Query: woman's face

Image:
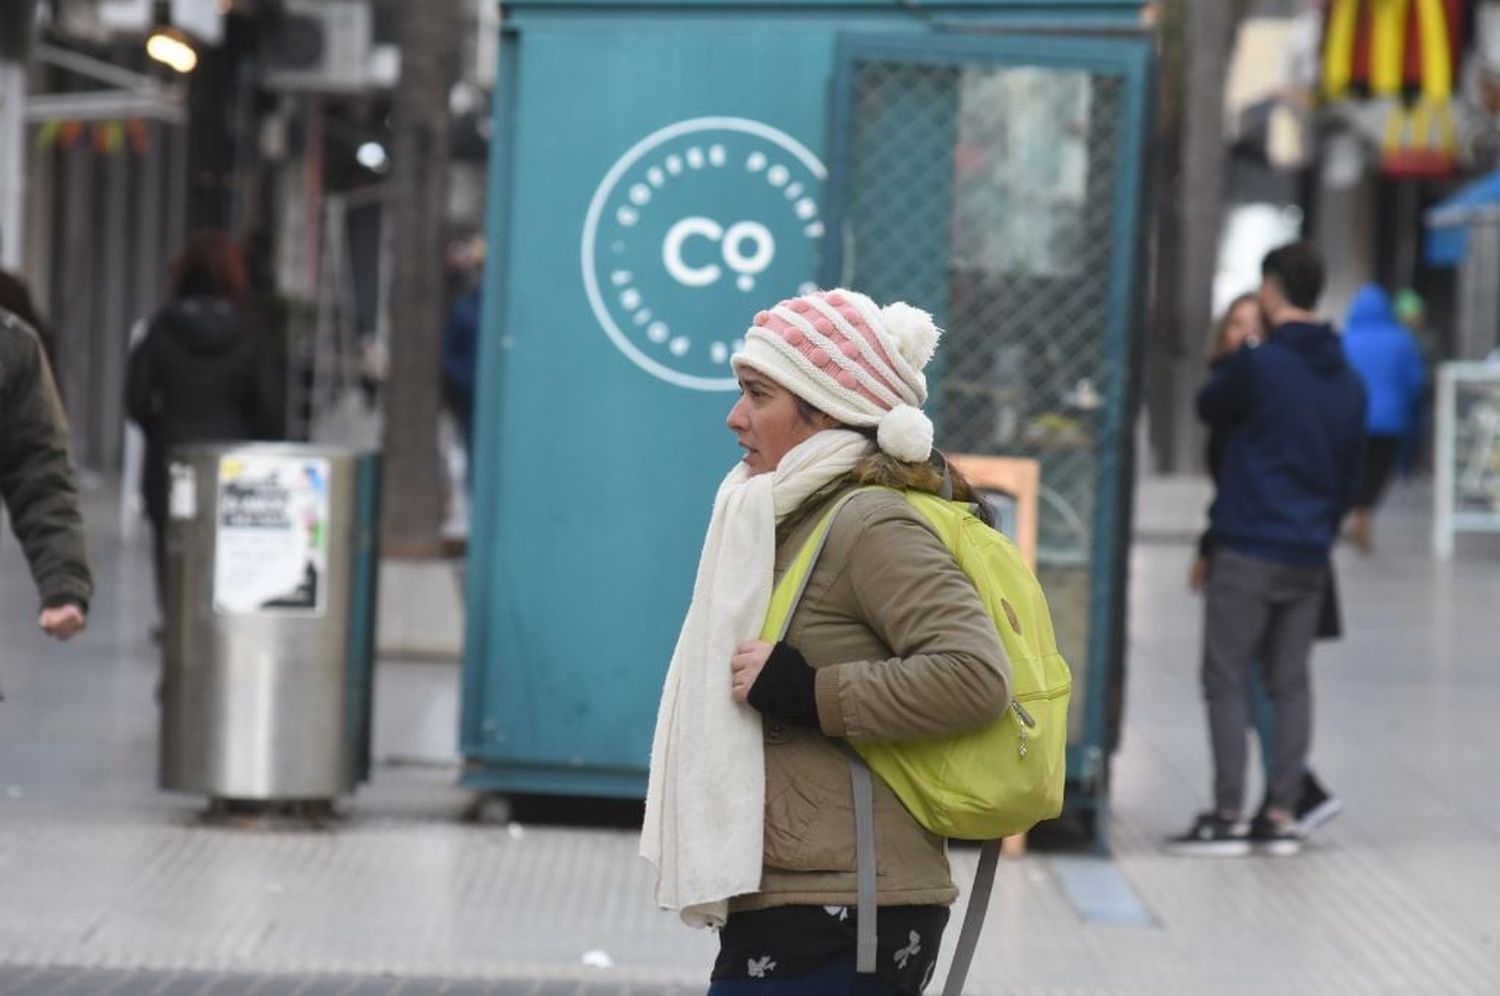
[726,370,825,476]
[1222,299,1263,354]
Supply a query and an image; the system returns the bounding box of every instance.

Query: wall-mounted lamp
[146,30,199,74]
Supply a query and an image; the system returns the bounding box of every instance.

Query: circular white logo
[581,117,827,391]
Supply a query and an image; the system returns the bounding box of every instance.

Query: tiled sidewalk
[1,480,1497,994]
[0,965,694,995]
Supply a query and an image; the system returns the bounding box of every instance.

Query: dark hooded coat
[0,309,92,611]
[1196,321,1368,565]
[125,298,283,522]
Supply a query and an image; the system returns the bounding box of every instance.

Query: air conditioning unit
[96,0,222,45]
[262,0,371,93]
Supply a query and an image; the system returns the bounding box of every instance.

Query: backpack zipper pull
[1012,700,1036,728]
[1012,700,1035,759]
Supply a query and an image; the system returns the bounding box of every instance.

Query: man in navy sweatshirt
[1169,242,1367,857]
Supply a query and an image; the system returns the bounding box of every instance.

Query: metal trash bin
[159,443,381,803]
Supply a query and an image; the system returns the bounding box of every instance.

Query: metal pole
[1473,219,1500,360]
[99,144,130,472]
[0,0,34,271]
[0,63,25,270]
[1433,364,1454,560]
[383,0,460,556]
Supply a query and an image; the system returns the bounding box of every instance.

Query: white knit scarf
[640,429,873,928]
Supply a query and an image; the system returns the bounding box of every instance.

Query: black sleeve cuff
[747,642,821,728]
[40,593,88,614]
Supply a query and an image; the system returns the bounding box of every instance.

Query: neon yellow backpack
[761,485,1072,839]
[760,482,1073,994]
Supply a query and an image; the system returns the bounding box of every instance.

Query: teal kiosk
[463,0,1153,842]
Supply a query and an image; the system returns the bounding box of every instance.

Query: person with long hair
[126,230,283,619]
[642,288,1011,994]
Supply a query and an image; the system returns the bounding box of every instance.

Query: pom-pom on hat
[730,288,942,462]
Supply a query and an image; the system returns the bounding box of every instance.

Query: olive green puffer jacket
[0,309,92,613]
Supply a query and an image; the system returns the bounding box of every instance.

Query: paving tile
[283,977,360,996]
[431,981,503,996]
[241,976,316,996]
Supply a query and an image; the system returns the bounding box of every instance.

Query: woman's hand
[1188,556,1208,593]
[730,640,774,703]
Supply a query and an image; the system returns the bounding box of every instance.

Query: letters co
[582,117,827,391]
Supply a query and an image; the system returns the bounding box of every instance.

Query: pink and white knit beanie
[730,288,941,462]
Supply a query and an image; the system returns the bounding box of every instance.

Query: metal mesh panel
[837,59,1131,740]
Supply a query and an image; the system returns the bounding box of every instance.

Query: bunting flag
[32,119,151,155]
[126,119,150,156]
[57,120,85,148]
[34,119,61,150]
[92,121,125,155]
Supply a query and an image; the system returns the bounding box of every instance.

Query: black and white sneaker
[1165,812,1251,857]
[1250,812,1304,856]
[1295,772,1343,835]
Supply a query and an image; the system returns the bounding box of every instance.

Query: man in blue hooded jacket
[1169,242,1366,857]
[1341,283,1426,552]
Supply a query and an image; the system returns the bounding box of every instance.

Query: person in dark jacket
[1341,283,1426,552]
[0,308,91,641]
[1190,292,1343,837]
[126,231,283,614]
[442,287,480,462]
[1169,242,1366,858]
[0,269,57,382]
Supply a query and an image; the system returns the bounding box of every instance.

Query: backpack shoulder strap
[762,486,882,642]
[942,839,1001,996]
[778,480,999,986]
[845,739,1001,990]
[842,744,880,975]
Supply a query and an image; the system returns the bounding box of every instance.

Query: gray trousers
[1203,548,1329,815]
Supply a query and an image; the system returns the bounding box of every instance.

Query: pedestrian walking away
[1390,288,1431,478]
[1340,283,1426,553]
[641,288,1012,994]
[125,230,285,627]
[1169,242,1366,858]
[0,307,92,646]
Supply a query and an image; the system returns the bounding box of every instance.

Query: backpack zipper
[1012,700,1035,759]
[1012,699,1036,728]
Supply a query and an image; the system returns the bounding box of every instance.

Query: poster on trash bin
[213,454,330,616]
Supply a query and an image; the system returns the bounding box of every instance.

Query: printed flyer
[213,455,330,616]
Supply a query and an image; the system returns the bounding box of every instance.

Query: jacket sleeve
[1196,347,1253,425]
[252,343,287,440]
[0,327,93,611]
[812,501,1011,742]
[124,328,157,429]
[1337,382,1370,524]
[1405,336,1427,408]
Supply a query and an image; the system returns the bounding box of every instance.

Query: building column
[0,0,37,270]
